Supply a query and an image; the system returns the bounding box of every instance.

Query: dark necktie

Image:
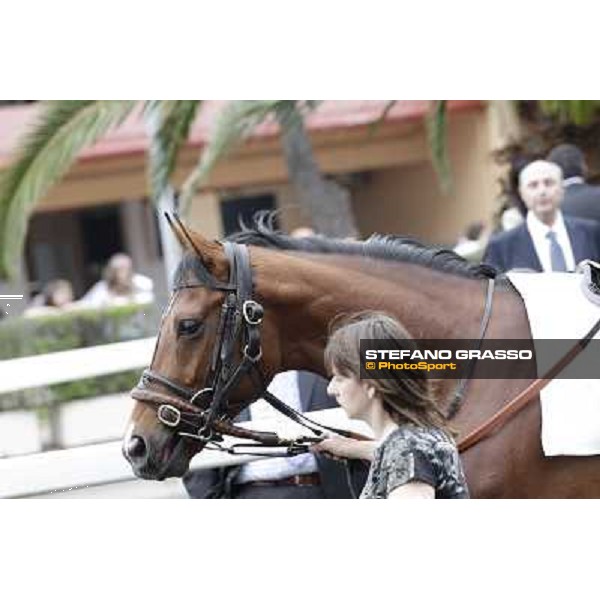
[546,230,567,272]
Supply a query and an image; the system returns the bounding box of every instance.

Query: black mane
[227,212,496,280]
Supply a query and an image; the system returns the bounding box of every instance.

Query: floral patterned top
[360,424,470,499]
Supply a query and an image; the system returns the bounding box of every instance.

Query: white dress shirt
[78,274,154,307]
[563,176,585,187]
[526,210,576,272]
[236,371,318,483]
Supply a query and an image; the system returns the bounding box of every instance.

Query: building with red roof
[0,100,511,304]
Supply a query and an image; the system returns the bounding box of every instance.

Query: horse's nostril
[127,436,147,460]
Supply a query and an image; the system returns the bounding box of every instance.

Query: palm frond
[179,100,299,211]
[145,100,201,203]
[426,100,452,193]
[540,100,600,126]
[0,100,138,279]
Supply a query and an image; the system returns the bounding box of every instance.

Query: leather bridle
[133,241,368,457]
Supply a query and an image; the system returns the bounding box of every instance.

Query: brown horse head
[123,217,282,480]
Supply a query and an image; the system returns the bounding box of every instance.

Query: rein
[458,314,600,452]
[450,275,600,452]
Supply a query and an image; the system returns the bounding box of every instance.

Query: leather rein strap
[458,314,600,452]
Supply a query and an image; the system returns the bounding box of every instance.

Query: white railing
[0,338,368,498]
[0,337,158,456]
[0,337,157,393]
[0,407,365,498]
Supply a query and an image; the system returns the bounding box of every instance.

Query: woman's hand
[311,435,377,462]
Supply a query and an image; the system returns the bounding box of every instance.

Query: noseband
[134,241,366,455]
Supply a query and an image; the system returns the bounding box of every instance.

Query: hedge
[0,304,161,412]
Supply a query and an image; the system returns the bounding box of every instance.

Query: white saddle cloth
[508,272,600,456]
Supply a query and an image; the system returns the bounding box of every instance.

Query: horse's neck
[254,250,490,374]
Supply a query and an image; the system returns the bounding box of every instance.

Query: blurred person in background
[24,279,75,317]
[484,160,600,273]
[453,221,489,263]
[78,253,153,308]
[498,155,529,233]
[547,143,600,224]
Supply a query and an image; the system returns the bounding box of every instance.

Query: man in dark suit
[483,160,600,273]
[183,370,369,499]
[547,143,600,224]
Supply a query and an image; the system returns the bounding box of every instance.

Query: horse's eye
[177,319,202,337]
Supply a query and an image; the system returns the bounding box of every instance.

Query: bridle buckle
[157,404,182,428]
[242,300,264,325]
[243,344,263,363]
[190,387,214,406]
[195,425,214,442]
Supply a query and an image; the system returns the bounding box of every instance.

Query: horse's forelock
[173,253,215,289]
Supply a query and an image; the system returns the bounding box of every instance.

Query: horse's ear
[171,213,228,281]
[188,230,229,280]
[164,213,190,250]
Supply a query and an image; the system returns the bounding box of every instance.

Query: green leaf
[0,100,138,279]
[426,100,452,193]
[539,100,600,126]
[145,100,201,204]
